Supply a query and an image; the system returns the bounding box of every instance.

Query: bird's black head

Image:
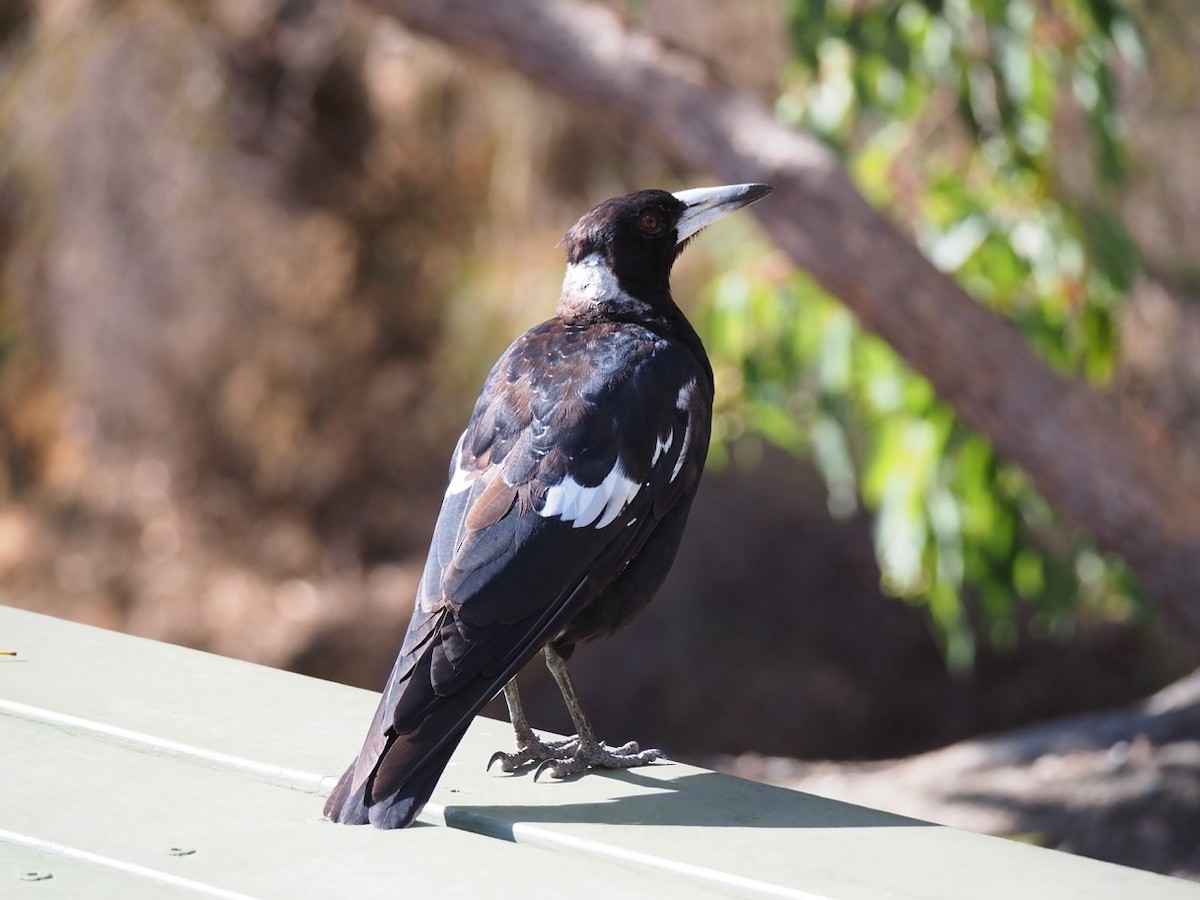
[562,190,686,302]
[558,183,773,320]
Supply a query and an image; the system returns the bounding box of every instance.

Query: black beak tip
[744,183,774,203]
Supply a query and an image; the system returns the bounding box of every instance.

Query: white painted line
[0,829,260,900]
[0,698,326,793]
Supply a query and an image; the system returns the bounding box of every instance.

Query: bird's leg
[502,678,537,746]
[533,646,665,780]
[487,679,578,773]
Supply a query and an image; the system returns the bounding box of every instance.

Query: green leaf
[749,0,1144,669]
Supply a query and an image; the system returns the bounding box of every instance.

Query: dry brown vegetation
[3,0,1200,880]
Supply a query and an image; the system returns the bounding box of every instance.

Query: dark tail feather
[323,580,597,829]
[324,719,472,829]
[369,728,466,829]
[324,764,369,825]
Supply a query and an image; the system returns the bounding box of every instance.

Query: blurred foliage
[704,0,1143,667]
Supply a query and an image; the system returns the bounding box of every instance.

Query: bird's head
[559,183,773,318]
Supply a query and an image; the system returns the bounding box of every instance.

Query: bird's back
[324,316,711,828]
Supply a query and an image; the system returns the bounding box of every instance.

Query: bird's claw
[487,735,579,773]
[487,750,512,773]
[532,740,666,781]
[533,756,574,782]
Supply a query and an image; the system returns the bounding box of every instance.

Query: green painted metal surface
[2,605,1197,899]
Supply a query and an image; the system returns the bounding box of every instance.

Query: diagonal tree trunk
[360,0,1200,644]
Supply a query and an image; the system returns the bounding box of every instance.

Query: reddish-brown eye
[638,210,661,233]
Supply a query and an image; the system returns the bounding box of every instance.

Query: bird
[324,182,773,829]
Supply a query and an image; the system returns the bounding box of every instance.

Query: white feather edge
[670,379,696,484]
[542,461,642,530]
[444,379,699,527]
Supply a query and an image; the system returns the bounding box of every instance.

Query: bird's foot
[532,739,665,781]
[487,734,579,773]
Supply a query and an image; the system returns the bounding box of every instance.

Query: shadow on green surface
[445,769,932,833]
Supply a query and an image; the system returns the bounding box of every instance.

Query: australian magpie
[324,182,773,829]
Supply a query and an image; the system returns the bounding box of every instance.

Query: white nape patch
[541,461,642,529]
[444,433,477,497]
[560,252,636,306]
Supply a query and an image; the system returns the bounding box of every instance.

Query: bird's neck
[556,253,713,390]
[557,252,668,325]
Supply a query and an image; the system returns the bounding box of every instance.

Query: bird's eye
[638,210,662,234]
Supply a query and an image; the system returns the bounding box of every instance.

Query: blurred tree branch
[359,0,1200,644]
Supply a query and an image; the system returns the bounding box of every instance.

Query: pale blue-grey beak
[672,183,774,244]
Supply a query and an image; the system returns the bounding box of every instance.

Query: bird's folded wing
[353,326,706,794]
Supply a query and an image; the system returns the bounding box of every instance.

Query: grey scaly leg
[487,678,578,773]
[533,646,665,780]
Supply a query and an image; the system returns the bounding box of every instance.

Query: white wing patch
[540,378,698,528]
[453,375,699,528]
[445,433,477,497]
[541,461,642,529]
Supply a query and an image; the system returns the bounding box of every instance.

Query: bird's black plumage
[324,183,772,829]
